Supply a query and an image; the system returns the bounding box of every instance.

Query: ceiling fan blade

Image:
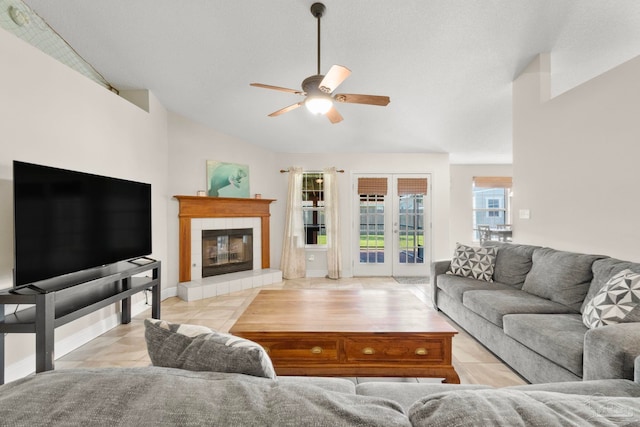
[319,65,351,93]
[334,93,390,106]
[326,106,343,124]
[251,83,305,96]
[268,102,303,117]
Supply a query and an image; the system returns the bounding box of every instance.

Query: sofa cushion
[582,269,640,329]
[522,248,605,311]
[144,319,277,379]
[507,378,640,397]
[278,376,356,394]
[583,257,640,313]
[503,314,586,377]
[446,243,497,282]
[408,389,640,427]
[0,367,410,427]
[436,274,513,302]
[482,242,538,288]
[356,383,491,412]
[462,289,576,328]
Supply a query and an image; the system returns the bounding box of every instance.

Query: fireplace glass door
[202,228,253,277]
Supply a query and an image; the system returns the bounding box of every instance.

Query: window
[302,172,325,245]
[472,176,512,240]
[487,198,500,217]
[358,177,388,263]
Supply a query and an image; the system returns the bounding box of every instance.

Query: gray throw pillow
[583,269,640,329]
[582,257,638,312]
[144,318,277,379]
[446,243,497,282]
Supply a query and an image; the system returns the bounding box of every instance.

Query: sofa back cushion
[482,242,538,288]
[408,389,640,427]
[522,248,605,311]
[0,367,409,427]
[582,257,640,313]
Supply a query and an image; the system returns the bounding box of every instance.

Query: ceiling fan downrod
[310,2,325,76]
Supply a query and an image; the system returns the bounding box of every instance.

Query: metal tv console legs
[0,260,161,384]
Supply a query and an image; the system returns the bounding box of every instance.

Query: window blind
[473,176,512,189]
[397,178,428,195]
[357,177,388,195]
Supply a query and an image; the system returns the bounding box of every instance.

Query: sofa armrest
[430,260,451,308]
[583,323,640,381]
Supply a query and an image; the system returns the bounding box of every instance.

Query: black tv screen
[13,161,152,287]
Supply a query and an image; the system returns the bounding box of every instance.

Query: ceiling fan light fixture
[305,95,333,115]
[250,2,389,123]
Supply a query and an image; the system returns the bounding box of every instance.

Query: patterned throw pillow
[144,319,277,379]
[582,269,640,329]
[446,243,498,282]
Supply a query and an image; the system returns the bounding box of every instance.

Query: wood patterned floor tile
[57,277,527,387]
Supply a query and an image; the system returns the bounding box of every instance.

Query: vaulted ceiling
[22,1,640,163]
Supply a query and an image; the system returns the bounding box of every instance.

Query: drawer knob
[362,347,376,355]
[310,346,323,354]
[415,348,428,356]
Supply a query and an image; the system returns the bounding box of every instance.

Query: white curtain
[281,167,306,279]
[323,167,341,279]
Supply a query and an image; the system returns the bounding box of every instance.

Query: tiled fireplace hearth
[174,196,281,301]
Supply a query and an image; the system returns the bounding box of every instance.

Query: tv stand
[0,260,161,384]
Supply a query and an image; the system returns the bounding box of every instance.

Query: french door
[353,174,431,277]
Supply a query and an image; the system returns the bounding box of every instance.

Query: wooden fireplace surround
[174,196,275,283]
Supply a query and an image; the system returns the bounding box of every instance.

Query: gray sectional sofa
[431,241,640,384]
[1,295,640,426]
[1,365,640,425]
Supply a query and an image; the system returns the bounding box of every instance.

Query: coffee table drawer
[259,340,339,361]
[344,338,445,362]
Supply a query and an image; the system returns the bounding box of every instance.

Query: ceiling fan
[250,2,390,124]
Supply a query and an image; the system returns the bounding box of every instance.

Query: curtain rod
[280,169,344,173]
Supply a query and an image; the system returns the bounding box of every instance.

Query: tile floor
[56,276,527,387]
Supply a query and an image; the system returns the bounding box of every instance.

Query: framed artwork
[206,161,250,198]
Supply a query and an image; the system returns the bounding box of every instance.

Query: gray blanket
[0,367,409,426]
[409,389,640,426]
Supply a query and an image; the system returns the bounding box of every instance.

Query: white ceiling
[22,0,640,163]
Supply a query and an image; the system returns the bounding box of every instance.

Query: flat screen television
[13,161,152,287]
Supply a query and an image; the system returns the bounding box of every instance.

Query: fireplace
[202,228,253,277]
[174,196,280,302]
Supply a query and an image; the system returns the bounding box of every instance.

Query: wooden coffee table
[229,289,460,383]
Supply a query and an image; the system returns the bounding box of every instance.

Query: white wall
[449,164,513,251]
[166,112,284,289]
[165,116,451,281]
[0,28,169,381]
[278,152,451,277]
[513,53,640,261]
